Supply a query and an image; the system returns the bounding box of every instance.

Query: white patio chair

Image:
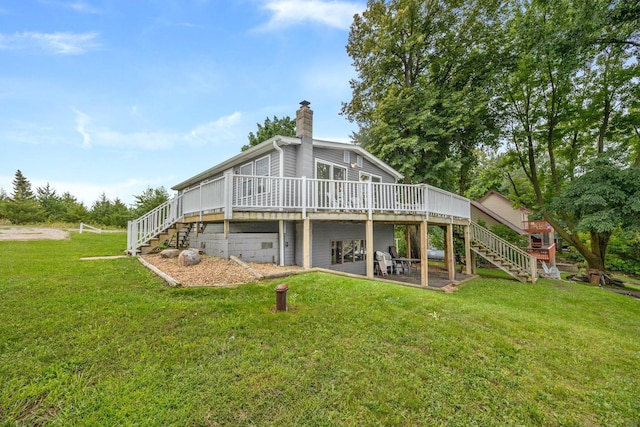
[375,251,394,276]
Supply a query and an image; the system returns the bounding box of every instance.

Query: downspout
[273,140,285,266]
[273,139,284,180]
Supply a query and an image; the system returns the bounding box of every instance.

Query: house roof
[172,135,300,190]
[172,135,403,191]
[470,200,527,235]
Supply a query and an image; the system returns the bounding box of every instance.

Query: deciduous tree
[342,0,503,192]
[242,115,296,152]
[500,0,639,270]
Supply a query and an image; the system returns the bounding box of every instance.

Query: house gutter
[273,140,285,266]
[273,139,284,179]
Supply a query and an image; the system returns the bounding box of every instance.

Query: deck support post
[223,220,229,239]
[303,218,311,269]
[405,225,411,258]
[366,219,374,279]
[420,221,428,287]
[279,220,285,266]
[464,223,472,275]
[445,223,455,280]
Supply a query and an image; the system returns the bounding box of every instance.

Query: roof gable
[172,135,300,190]
[172,135,403,190]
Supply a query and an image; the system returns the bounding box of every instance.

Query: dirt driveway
[0,226,70,241]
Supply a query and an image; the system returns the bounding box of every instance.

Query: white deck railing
[128,174,471,254]
[127,195,182,255]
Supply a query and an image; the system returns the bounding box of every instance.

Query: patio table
[395,257,421,274]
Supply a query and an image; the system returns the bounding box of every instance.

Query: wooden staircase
[139,222,190,255]
[470,222,537,283]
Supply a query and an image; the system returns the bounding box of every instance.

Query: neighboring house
[471,191,556,265]
[471,191,529,235]
[128,102,538,285]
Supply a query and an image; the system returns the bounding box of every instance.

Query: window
[254,155,270,194]
[317,160,347,208]
[316,160,347,181]
[239,162,253,197]
[359,172,382,183]
[331,239,366,264]
[239,155,271,197]
[343,150,350,163]
[356,155,363,167]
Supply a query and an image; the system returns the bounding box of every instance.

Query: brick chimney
[296,100,313,138]
[296,100,314,178]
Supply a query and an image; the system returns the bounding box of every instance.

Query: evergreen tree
[131,187,170,218]
[90,193,114,225]
[36,183,64,222]
[6,170,43,224]
[11,170,35,201]
[59,192,88,223]
[108,198,131,228]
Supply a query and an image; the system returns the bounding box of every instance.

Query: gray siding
[295,221,394,274]
[312,147,396,183]
[232,150,281,178]
[282,145,298,178]
[283,221,295,266]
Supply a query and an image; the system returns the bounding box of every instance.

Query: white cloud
[66,1,101,14]
[38,0,101,14]
[187,112,243,146]
[0,31,100,55]
[71,109,244,151]
[73,109,92,149]
[260,0,364,30]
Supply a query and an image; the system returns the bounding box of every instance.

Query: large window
[316,160,347,208]
[331,239,366,265]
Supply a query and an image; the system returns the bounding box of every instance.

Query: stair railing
[127,194,183,256]
[470,222,537,282]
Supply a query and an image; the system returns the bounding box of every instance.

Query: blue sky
[0,0,365,206]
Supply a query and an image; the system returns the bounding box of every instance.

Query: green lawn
[1,233,639,426]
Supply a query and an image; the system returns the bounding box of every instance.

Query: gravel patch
[141,254,303,287]
[0,226,70,241]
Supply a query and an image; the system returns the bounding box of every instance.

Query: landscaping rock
[160,249,181,258]
[178,250,201,267]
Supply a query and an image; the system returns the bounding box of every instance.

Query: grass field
[1,232,639,426]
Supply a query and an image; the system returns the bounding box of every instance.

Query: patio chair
[375,251,394,276]
[388,246,405,274]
